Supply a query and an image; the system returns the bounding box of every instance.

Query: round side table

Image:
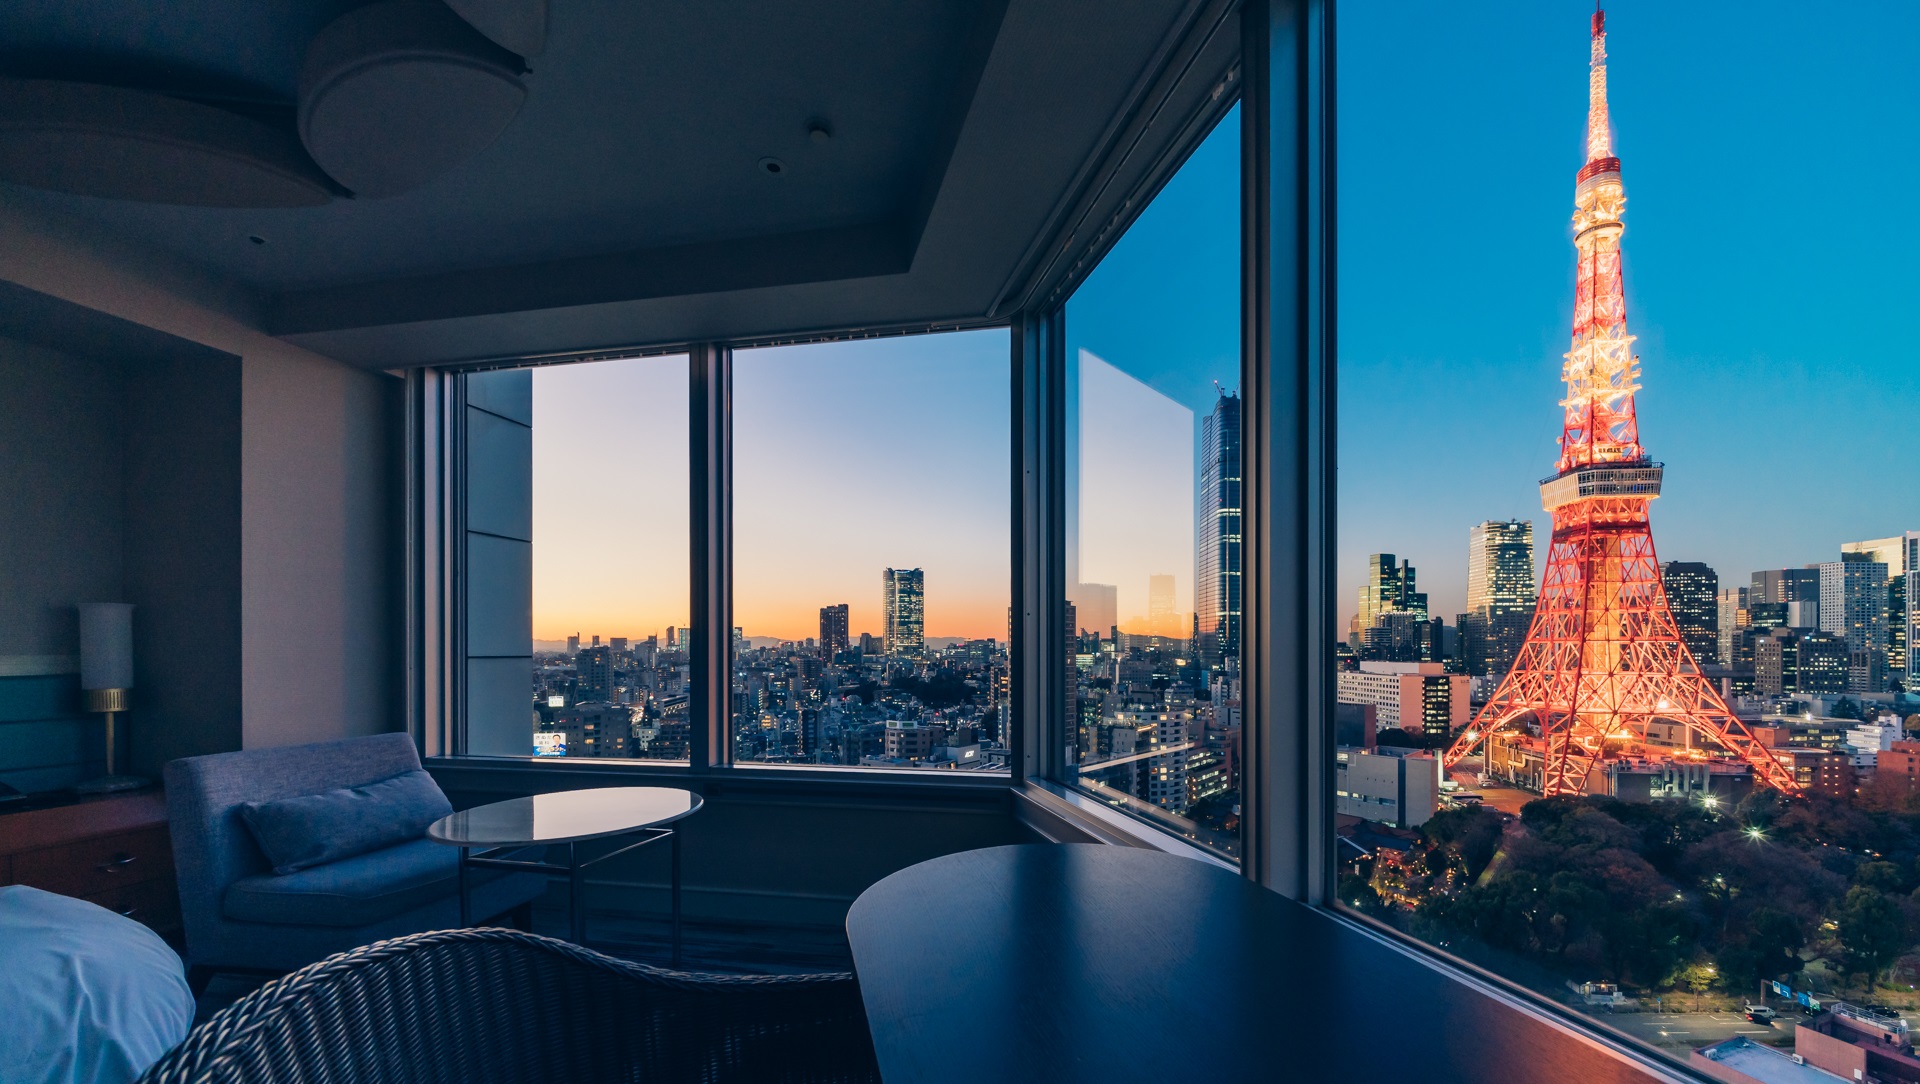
[428,786,703,964]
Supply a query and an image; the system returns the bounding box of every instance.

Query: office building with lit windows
[1661,561,1718,665]
[1195,390,1242,671]
[882,568,925,657]
[1463,519,1536,679]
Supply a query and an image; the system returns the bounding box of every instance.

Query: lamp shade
[78,603,134,691]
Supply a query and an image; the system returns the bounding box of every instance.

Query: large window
[1335,1,1920,1066]
[729,332,1012,770]
[1060,107,1241,861]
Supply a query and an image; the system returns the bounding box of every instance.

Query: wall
[0,201,401,754]
[0,335,122,789]
[123,351,245,776]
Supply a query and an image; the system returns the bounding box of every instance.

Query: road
[1601,1009,1792,1053]
[1444,761,1536,815]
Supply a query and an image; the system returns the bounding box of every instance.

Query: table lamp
[75,602,146,794]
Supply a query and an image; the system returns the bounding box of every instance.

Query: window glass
[731,332,1011,770]
[528,356,691,760]
[1063,105,1240,862]
[1337,2,1920,1061]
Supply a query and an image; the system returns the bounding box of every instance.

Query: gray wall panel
[466,534,532,658]
[465,407,532,542]
[466,369,532,425]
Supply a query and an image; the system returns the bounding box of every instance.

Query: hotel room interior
[5,0,1906,1082]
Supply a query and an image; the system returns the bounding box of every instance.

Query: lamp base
[75,774,151,795]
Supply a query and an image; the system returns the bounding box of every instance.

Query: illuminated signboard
[532,733,566,757]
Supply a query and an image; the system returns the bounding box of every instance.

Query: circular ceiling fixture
[0,78,338,207]
[299,0,529,198]
[759,157,786,176]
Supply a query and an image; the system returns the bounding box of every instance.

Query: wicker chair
[137,927,881,1084]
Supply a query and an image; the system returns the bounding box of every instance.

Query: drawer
[13,827,172,897]
[84,877,181,935]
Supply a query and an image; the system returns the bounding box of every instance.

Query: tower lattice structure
[1442,8,1798,796]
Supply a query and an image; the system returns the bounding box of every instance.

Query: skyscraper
[819,603,850,656]
[1716,587,1749,668]
[576,644,614,704]
[1195,391,1242,670]
[1842,533,1918,686]
[1464,520,1536,679]
[1661,561,1718,665]
[1351,554,1427,654]
[1820,558,1889,692]
[882,568,925,656]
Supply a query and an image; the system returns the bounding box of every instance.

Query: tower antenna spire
[1586,2,1611,162]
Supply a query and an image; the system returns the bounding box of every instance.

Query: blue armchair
[164,733,546,992]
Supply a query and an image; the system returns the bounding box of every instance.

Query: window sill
[1322,904,1707,1084]
[425,754,1015,806]
[1013,780,1236,870]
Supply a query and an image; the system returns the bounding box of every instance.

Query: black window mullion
[690,344,733,771]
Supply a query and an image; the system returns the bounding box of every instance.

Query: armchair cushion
[239,768,452,875]
[224,838,466,928]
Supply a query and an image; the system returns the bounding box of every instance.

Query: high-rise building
[1755,628,1849,697]
[566,633,580,656]
[1335,661,1469,743]
[1661,561,1718,664]
[882,568,925,656]
[818,603,850,655]
[1351,554,1428,653]
[1751,568,1820,608]
[1716,587,1749,667]
[575,644,614,704]
[1842,533,1919,687]
[1195,391,1242,670]
[1464,520,1536,678]
[1818,559,1889,692]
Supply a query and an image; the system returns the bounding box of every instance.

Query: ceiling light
[759,157,786,176]
[300,0,529,198]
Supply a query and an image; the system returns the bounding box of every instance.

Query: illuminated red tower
[1442,7,1798,796]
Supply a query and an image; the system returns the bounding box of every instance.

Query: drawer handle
[97,854,138,873]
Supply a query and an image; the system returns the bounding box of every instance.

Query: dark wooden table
[846,844,1663,1084]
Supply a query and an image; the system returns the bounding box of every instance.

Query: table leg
[671,828,683,968]
[569,840,586,945]
[458,846,470,927]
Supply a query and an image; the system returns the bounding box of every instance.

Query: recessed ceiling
[0,0,1239,367]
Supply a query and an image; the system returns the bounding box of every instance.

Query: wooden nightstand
[0,789,180,941]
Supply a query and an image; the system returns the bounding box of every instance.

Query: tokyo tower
[1441,6,1799,796]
